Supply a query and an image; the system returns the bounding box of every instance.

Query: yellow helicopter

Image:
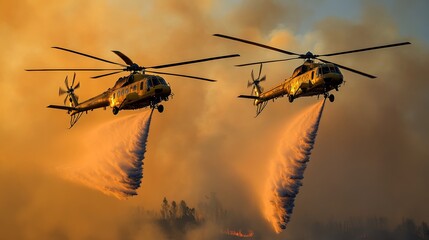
[214,34,410,116]
[27,47,239,127]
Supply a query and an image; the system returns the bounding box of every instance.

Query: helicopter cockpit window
[133,85,137,91]
[158,76,167,85]
[329,66,336,73]
[322,66,330,74]
[335,66,341,73]
[140,81,144,90]
[317,68,321,76]
[152,77,160,86]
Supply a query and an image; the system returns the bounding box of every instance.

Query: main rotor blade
[236,57,300,67]
[146,70,217,82]
[91,70,124,79]
[52,47,128,67]
[317,58,376,79]
[74,82,80,89]
[26,68,123,71]
[319,42,411,57]
[112,51,134,65]
[214,34,300,56]
[147,54,240,69]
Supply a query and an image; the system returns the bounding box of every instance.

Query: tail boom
[47,105,77,111]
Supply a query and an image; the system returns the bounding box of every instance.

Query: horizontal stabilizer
[238,95,259,99]
[47,105,77,111]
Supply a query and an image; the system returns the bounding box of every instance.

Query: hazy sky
[1,0,428,239]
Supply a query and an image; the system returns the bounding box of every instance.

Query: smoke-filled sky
[1,0,428,239]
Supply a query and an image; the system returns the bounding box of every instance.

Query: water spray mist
[63,109,153,199]
[264,100,325,233]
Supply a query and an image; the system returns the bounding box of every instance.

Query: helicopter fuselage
[109,73,171,111]
[68,73,171,115]
[255,61,343,105]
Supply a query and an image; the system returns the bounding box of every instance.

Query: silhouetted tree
[160,197,170,220]
[170,200,177,219]
[157,197,201,240]
[418,221,429,240]
[395,218,420,240]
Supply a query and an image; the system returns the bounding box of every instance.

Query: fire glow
[222,229,254,238]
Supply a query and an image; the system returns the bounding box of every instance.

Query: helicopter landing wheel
[288,95,294,103]
[112,107,119,115]
[157,104,164,113]
[328,94,335,102]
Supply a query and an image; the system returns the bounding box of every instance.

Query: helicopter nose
[333,74,344,85]
[157,84,172,97]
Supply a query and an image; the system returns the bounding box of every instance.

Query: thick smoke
[62,109,153,199]
[264,100,325,233]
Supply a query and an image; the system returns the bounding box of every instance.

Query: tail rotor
[247,63,266,97]
[59,73,79,106]
[237,64,268,116]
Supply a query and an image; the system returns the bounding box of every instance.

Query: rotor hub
[302,51,315,59]
[127,63,142,72]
